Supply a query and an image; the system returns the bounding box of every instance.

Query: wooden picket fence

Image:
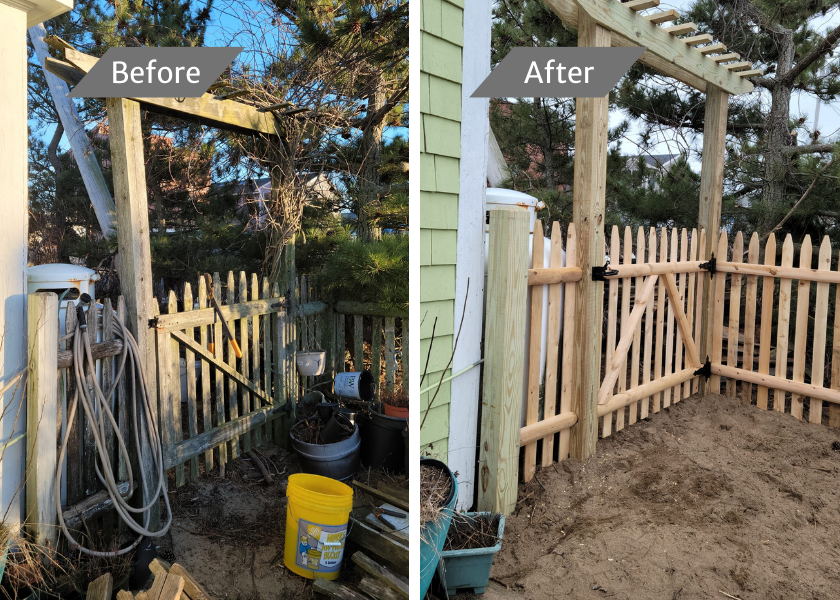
[296,277,408,397]
[519,223,840,483]
[153,272,293,489]
[706,231,840,426]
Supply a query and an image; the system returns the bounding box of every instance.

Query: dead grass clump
[381,388,408,409]
[420,464,452,527]
[0,523,65,600]
[444,513,501,551]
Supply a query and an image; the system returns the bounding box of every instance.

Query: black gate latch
[694,358,712,380]
[699,253,717,277]
[592,262,619,281]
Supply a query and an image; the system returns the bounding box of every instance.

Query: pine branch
[779,23,840,87]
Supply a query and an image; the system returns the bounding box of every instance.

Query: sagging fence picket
[484,210,840,497]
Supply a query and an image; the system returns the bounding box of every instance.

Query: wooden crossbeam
[725,61,752,71]
[213,89,250,100]
[738,69,764,78]
[683,34,713,46]
[624,0,659,10]
[662,273,702,368]
[662,23,696,35]
[169,329,270,403]
[56,48,283,137]
[598,274,659,404]
[544,0,753,94]
[711,52,740,63]
[698,43,727,54]
[645,9,679,23]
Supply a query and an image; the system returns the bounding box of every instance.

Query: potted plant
[420,458,457,598]
[437,512,505,595]
[380,388,408,418]
[290,415,361,482]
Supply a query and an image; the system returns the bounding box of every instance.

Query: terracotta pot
[382,402,409,418]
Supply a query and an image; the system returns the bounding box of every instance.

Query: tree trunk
[357,82,386,242]
[760,25,795,235]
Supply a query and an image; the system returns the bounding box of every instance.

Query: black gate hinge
[699,253,716,277]
[694,358,712,380]
[592,262,619,281]
[148,316,160,329]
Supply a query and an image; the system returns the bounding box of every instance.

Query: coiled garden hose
[56,297,171,556]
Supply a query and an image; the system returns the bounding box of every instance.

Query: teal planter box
[437,512,505,595]
[420,459,457,598]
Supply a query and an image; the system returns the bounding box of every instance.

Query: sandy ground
[158,446,394,600]
[457,393,840,600]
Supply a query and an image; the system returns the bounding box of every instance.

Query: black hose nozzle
[77,305,87,330]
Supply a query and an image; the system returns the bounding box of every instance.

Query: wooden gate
[152,271,293,487]
[597,227,711,436]
[518,223,715,482]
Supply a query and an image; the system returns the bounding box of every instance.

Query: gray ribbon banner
[69,47,243,98]
[471,47,646,98]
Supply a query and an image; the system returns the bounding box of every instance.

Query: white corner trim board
[450,0,492,511]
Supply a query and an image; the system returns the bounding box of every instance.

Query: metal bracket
[700,253,716,277]
[148,317,160,329]
[694,358,712,380]
[592,263,619,281]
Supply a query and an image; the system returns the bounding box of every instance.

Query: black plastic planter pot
[358,402,407,473]
[290,417,361,482]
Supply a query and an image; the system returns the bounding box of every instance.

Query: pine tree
[617,0,840,238]
[278,0,409,241]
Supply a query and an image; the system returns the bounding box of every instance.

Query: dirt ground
[158,446,396,600]
[480,393,840,600]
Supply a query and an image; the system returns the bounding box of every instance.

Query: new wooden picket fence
[515,222,840,483]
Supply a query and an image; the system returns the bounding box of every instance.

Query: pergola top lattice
[545,0,762,95]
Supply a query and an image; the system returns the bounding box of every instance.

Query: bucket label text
[296,519,347,572]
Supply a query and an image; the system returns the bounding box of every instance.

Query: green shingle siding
[423,115,461,158]
[434,156,460,192]
[420,266,456,302]
[431,230,457,265]
[421,33,463,83]
[419,192,458,229]
[421,0,464,453]
[419,300,456,338]
[428,77,462,121]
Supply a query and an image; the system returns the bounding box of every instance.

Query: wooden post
[25,292,59,549]
[697,84,729,394]
[570,11,610,460]
[478,207,528,515]
[106,97,159,526]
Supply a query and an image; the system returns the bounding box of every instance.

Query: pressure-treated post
[25,292,59,549]
[106,97,159,526]
[697,84,729,394]
[570,11,611,460]
[478,207,529,515]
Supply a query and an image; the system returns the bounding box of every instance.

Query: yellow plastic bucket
[284,474,354,580]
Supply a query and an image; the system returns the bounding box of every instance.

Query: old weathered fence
[153,272,293,488]
[297,276,408,396]
[482,211,840,509]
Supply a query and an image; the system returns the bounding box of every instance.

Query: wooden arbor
[479,0,764,514]
[543,0,762,462]
[42,43,298,526]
